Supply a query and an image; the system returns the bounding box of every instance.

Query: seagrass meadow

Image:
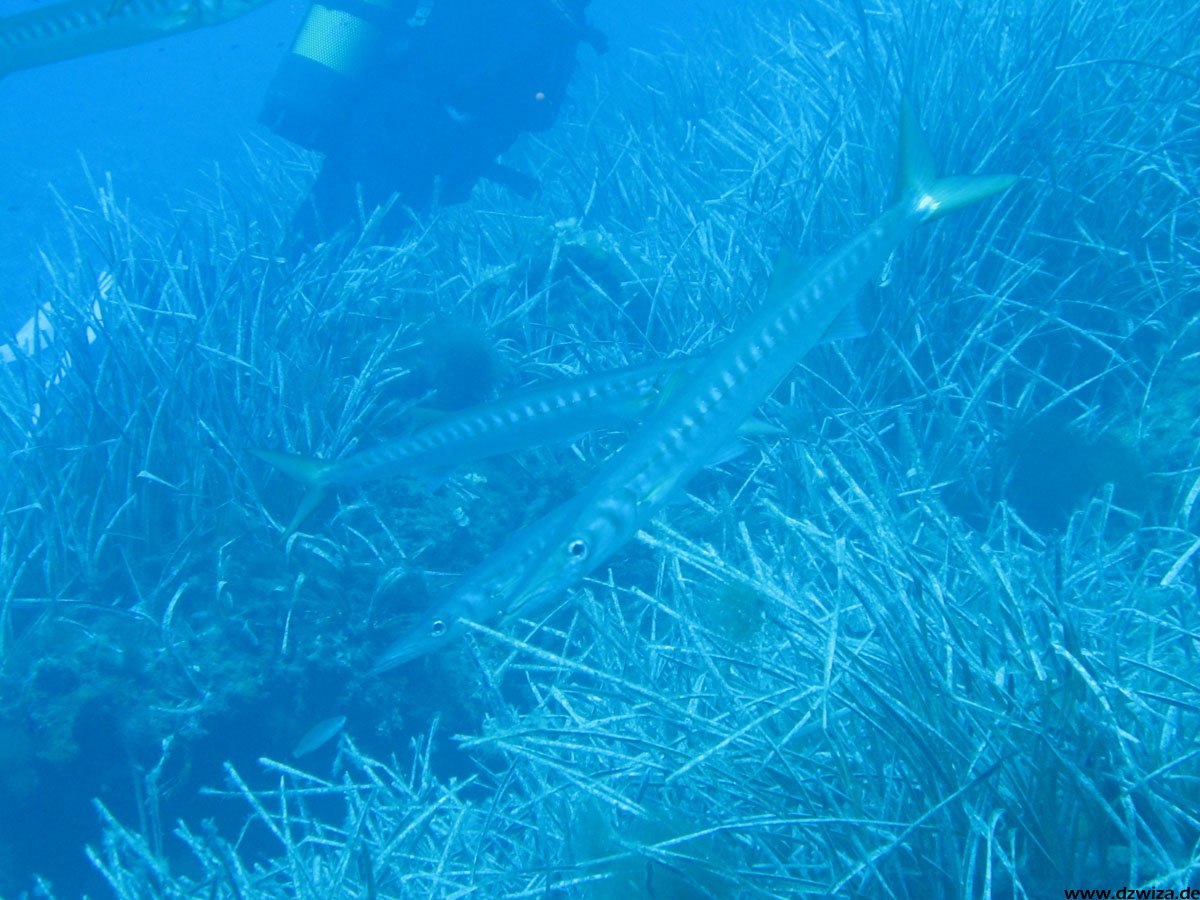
[2,0,1198,896]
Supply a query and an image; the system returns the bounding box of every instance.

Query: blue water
[0,0,720,331]
[1,1,1197,897]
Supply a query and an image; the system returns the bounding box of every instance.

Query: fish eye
[430,619,447,638]
[567,538,588,560]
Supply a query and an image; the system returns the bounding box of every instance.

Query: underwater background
[0,0,1197,897]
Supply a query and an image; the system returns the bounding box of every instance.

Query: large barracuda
[376,103,1016,668]
[253,357,698,535]
[0,0,274,77]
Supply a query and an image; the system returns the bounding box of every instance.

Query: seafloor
[1,1,1198,897]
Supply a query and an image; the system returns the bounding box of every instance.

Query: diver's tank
[261,0,420,152]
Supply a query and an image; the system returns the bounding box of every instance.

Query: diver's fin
[897,100,1016,221]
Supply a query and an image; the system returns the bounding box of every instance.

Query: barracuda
[377,103,1016,667]
[372,495,587,673]
[253,357,698,535]
[0,0,274,77]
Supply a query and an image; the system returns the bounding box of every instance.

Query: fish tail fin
[249,449,334,536]
[250,448,333,485]
[283,487,330,537]
[896,100,1016,222]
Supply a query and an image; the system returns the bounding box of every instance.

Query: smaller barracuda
[376,102,1016,668]
[0,0,274,78]
[253,357,697,535]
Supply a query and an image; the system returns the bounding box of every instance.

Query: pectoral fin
[736,417,784,437]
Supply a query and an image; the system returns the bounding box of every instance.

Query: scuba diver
[1,0,602,244]
[261,0,606,247]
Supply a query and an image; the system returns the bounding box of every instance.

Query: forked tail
[896,100,1016,222]
[249,449,333,537]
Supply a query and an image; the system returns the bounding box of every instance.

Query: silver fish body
[326,357,695,487]
[0,0,272,77]
[508,109,1016,618]
[376,103,1016,668]
[253,356,696,535]
[372,496,587,671]
[373,250,860,669]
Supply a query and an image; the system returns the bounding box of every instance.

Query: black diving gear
[263,0,603,246]
[260,0,408,151]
